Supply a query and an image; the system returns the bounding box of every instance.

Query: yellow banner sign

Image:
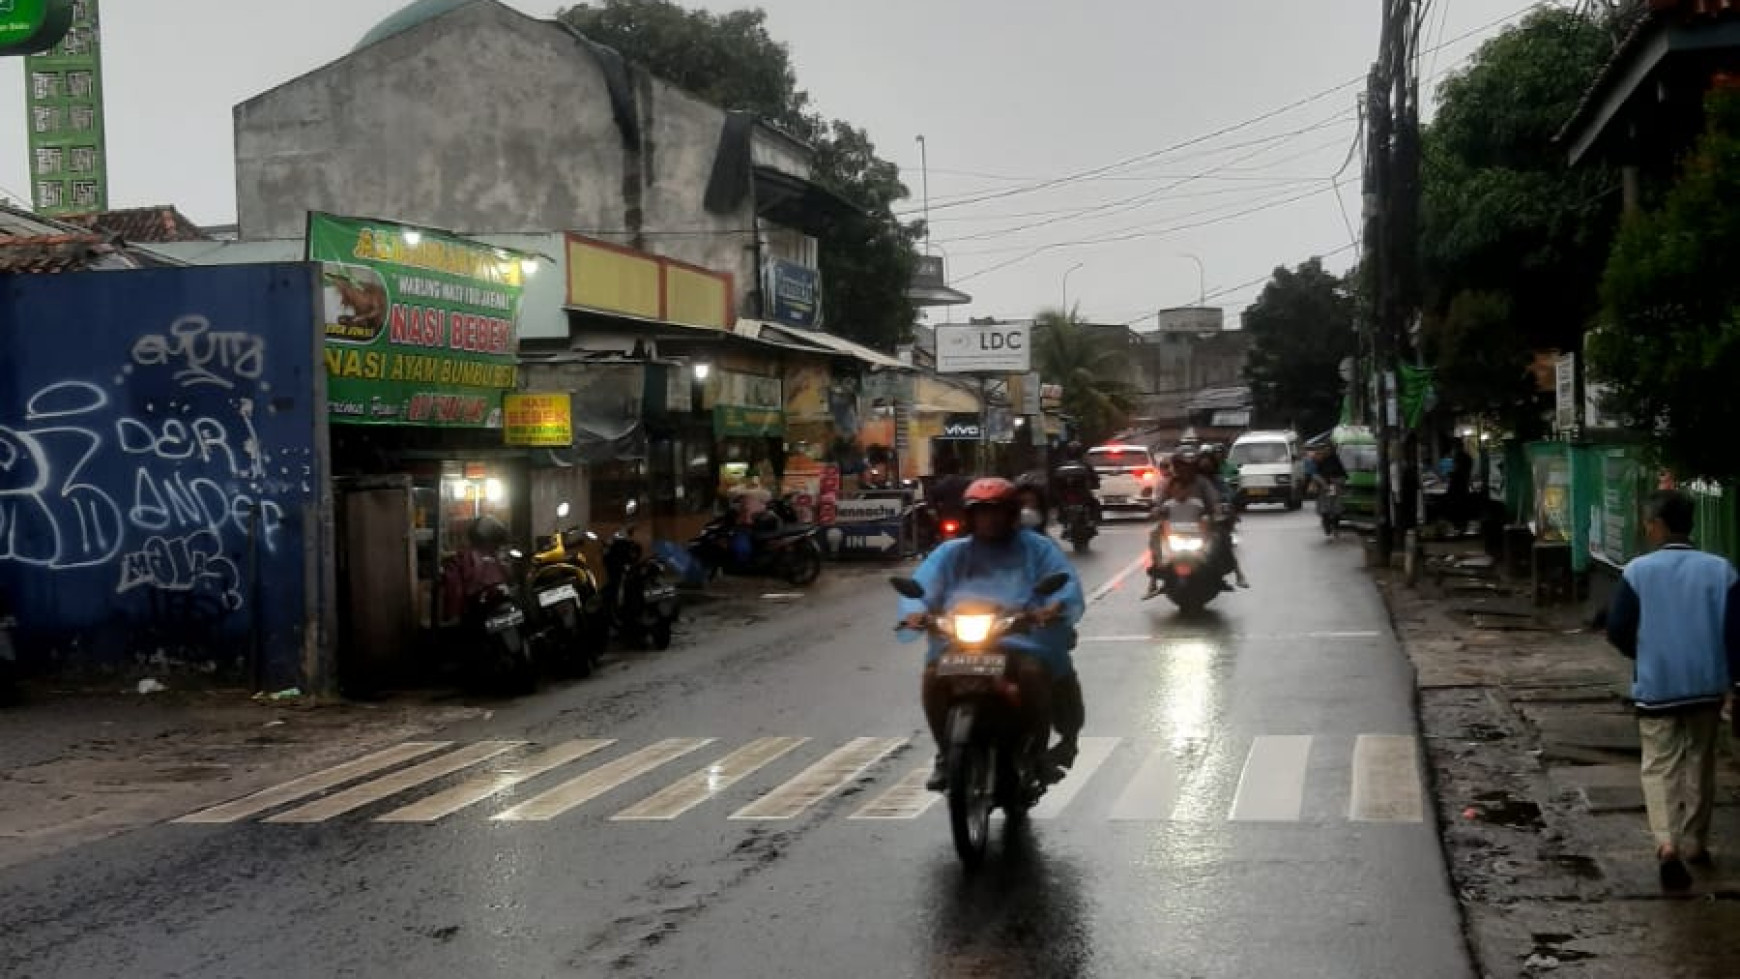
[503,393,572,447]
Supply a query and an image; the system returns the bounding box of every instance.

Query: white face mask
[1019,507,1044,529]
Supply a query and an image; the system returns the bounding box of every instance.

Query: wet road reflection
[923,819,1094,978]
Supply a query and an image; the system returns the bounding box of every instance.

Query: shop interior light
[693,363,712,381]
[445,479,469,500]
[485,478,506,503]
[403,230,423,246]
[520,258,539,276]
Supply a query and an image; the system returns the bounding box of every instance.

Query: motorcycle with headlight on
[890,571,1071,868]
[1144,522,1228,613]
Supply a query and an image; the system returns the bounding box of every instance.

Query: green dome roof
[354,0,475,52]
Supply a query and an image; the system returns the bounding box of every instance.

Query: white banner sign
[936,323,1031,374]
[834,498,903,524]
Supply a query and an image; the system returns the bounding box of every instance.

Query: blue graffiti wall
[0,264,325,686]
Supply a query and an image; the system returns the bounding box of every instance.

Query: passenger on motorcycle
[1014,474,1050,536]
[1199,446,1249,589]
[1146,473,1213,598]
[1052,442,1102,522]
[899,477,1087,791]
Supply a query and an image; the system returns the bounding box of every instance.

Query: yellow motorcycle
[513,502,608,679]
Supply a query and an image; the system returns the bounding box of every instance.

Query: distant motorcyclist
[1146,470,1213,599]
[1052,441,1101,523]
[899,478,1087,790]
[1014,473,1051,536]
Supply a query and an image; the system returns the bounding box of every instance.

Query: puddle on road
[1470,791,1545,831]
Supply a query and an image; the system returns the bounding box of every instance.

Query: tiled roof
[0,234,132,274]
[62,205,210,243]
[1564,0,1740,152]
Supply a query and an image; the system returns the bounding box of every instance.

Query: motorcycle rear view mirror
[1033,573,1070,597]
[508,548,526,560]
[889,577,926,600]
[625,499,639,518]
[557,501,572,520]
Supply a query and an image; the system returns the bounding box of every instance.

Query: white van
[1229,430,1304,510]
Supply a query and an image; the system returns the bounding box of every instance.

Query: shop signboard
[309,213,528,427]
[1554,353,1577,433]
[0,0,73,56]
[714,405,785,437]
[24,0,103,215]
[825,494,904,557]
[939,413,983,440]
[503,393,572,447]
[935,323,1031,374]
[767,259,822,329]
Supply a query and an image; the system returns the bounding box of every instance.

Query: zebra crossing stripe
[1031,737,1120,820]
[612,737,810,822]
[1349,735,1424,823]
[730,737,906,820]
[492,739,714,822]
[375,739,615,823]
[1107,743,1180,821]
[267,742,525,824]
[1228,735,1313,822]
[173,742,452,825]
[849,766,942,821]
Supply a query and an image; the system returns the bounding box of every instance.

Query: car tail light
[1137,467,1157,485]
[942,519,960,536]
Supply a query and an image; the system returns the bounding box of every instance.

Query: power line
[1116,241,1362,326]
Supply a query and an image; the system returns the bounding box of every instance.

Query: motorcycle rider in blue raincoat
[899,478,1087,790]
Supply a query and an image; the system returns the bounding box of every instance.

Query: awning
[753,166,862,235]
[745,320,909,370]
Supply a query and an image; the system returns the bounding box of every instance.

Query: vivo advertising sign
[935,323,1031,374]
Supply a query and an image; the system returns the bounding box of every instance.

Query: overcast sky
[0,0,1545,326]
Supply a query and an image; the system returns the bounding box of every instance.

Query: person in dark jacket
[1605,490,1740,890]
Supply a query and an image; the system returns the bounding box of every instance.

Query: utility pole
[916,135,933,255]
[1365,0,1423,560]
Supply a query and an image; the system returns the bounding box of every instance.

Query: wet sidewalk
[1380,543,1740,977]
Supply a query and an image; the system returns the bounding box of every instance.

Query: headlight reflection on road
[1152,639,1217,752]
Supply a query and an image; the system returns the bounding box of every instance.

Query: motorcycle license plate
[937,653,1006,677]
[537,584,580,608]
[485,609,525,633]
[644,585,678,603]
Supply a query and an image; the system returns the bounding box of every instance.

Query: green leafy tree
[559,0,921,351]
[1591,90,1740,482]
[1242,258,1356,436]
[1419,7,1620,431]
[1033,309,1135,446]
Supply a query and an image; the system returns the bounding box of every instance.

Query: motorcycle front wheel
[648,618,673,651]
[785,541,823,587]
[948,739,995,869]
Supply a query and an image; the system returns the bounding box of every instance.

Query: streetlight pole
[1062,262,1085,313]
[916,135,932,255]
[1179,253,1206,306]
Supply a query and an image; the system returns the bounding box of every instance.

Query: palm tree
[1032,308,1136,445]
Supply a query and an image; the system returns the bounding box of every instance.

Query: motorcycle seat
[755,523,815,541]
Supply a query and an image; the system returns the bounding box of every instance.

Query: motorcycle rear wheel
[785,543,823,587]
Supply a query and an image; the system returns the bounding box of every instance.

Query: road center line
[1088,553,1150,604]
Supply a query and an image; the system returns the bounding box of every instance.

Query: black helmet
[1014,472,1049,507]
[468,515,509,550]
[1065,441,1085,460]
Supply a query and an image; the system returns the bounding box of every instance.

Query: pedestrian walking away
[1603,490,1740,891]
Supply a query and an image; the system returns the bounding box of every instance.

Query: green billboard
[307,213,529,427]
[1,0,73,56]
[23,0,102,215]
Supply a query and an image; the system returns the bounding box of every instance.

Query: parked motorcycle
[512,501,606,678]
[891,571,1071,868]
[689,510,825,587]
[1143,522,1229,613]
[442,547,535,696]
[603,500,680,650]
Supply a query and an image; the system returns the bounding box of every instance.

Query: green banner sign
[308,213,527,427]
[0,0,72,57]
[714,405,785,438]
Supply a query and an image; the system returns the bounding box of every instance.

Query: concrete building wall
[234,1,787,322]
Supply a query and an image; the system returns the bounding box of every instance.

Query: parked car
[1086,443,1162,517]
[1229,430,1305,510]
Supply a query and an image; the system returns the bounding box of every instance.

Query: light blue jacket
[898,530,1085,678]
[1606,544,1740,711]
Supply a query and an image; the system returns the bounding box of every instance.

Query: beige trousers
[1638,705,1723,853]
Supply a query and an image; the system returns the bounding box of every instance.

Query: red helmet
[963,477,1018,509]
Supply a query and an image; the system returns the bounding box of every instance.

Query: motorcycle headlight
[1167,535,1204,553]
[949,613,997,645]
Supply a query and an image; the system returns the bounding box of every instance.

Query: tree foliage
[1032,309,1135,446]
[558,0,920,351]
[1591,91,1740,482]
[1242,258,1356,438]
[1419,7,1620,431]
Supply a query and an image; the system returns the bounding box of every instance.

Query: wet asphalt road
[0,510,1472,979]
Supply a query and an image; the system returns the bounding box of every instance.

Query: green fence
[1690,482,1740,564]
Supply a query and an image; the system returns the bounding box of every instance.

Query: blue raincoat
[897,530,1086,678]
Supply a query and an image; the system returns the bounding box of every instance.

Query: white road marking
[1107,744,1181,821]
[492,739,714,822]
[1349,735,1425,823]
[1088,554,1150,604]
[174,742,452,824]
[613,737,809,821]
[848,765,943,821]
[1030,736,1121,819]
[730,737,906,820]
[1228,735,1313,822]
[1077,630,1382,643]
[267,742,524,823]
[375,739,615,823]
